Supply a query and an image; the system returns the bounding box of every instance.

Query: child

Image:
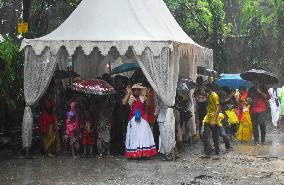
[65,111,80,158]
[81,110,96,157]
[97,105,111,158]
[224,107,239,138]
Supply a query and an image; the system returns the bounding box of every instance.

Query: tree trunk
[22,0,31,22]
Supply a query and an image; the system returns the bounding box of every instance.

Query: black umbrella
[177,78,197,92]
[206,69,218,77]
[110,63,140,75]
[54,70,80,79]
[240,69,279,84]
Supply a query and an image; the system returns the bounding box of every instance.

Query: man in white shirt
[268,87,281,130]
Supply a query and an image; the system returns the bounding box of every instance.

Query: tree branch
[183,4,210,40]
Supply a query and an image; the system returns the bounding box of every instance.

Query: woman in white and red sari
[123,83,157,159]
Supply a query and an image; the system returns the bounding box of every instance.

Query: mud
[1,121,284,185]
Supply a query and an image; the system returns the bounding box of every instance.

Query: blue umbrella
[110,63,140,75]
[216,74,251,89]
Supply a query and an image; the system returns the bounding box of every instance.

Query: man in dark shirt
[248,79,270,145]
[111,76,130,155]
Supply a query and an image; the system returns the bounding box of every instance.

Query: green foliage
[240,0,265,69]
[0,37,24,110]
[69,0,82,8]
[0,0,3,9]
[164,0,283,77]
[270,0,284,38]
[164,0,232,72]
[240,0,284,77]
[26,0,83,38]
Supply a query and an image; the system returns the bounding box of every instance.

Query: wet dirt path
[1,122,284,185]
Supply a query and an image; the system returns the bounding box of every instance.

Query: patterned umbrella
[71,79,115,95]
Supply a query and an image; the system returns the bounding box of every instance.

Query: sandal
[48,153,55,158]
[162,155,173,161]
[98,154,103,159]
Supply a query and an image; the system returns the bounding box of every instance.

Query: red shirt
[145,90,156,124]
[248,87,268,113]
[39,111,57,134]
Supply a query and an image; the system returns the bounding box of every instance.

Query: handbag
[135,108,141,122]
[182,108,193,121]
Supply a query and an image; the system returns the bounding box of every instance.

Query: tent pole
[109,60,111,74]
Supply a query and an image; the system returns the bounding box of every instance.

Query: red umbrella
[71,79,115,95]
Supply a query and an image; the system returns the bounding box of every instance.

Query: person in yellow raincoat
[225,107,239,137]
[203,112,232,151]
[202,83,221,156]
[221,87,239,138]
[236,86,252,142]
[225,109,239,125]
[202,83,232,156]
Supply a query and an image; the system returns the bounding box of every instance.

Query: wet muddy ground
[1,121,284,185]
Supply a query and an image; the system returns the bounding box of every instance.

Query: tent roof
[21,0,207,56]
[37,0,196,43]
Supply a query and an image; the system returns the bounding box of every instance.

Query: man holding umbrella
[248,79,270,145]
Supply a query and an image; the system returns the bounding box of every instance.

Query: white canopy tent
[20,0,213,154]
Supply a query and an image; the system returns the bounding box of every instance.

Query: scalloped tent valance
[20,40,173,56]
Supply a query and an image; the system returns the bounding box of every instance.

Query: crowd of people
[37,72,159,159]
[36,70,284,160]
[194,77,284,158]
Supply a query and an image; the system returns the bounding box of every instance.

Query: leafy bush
[0,36,24,110]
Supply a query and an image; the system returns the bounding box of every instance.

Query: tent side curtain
[174,42,213,82]
[134,46,179,154]
[22,46,58,148]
